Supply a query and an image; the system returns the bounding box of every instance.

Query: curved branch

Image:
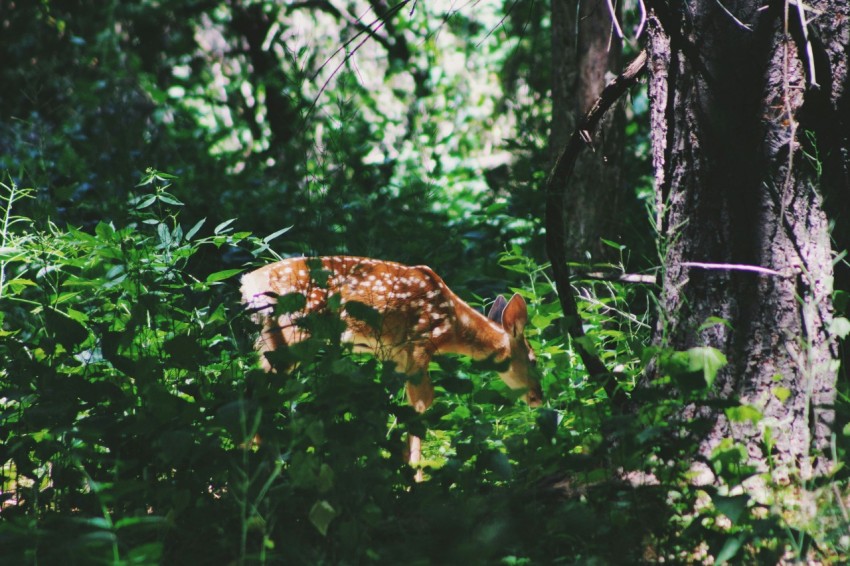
[544,50,647,403]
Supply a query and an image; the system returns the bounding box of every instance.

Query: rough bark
[550,0,578,159]
[646,0,848,480]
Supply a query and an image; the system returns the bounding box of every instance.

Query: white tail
[241,256,542,470]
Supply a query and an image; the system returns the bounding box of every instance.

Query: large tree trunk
[551,0,624,261]
[646,0,848,480]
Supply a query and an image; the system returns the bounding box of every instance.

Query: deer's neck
[443,299,511,362]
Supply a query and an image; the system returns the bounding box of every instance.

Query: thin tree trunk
[646,0,847,479]
[570,0,624,260]
[551,0,624,261]
[550,0,577,160]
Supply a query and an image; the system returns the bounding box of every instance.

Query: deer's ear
[487,295,508,323]
[501,293,528,337]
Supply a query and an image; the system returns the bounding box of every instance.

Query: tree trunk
[550,0,577,158]
[646,0,848,480]
[551,0,625,261]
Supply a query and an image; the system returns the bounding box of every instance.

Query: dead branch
[545,50,648,404]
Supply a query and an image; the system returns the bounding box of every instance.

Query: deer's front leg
[404,371,433,479]
[405,370,434,415]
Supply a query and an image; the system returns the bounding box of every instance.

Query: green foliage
[2,166,849,563]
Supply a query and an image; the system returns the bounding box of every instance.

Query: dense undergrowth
[1,172,848,564]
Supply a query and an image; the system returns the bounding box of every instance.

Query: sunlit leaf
[264,226,293,243]
[185,218,205,241]
[686,346,727,387]
[214,218,236,234]
[725,404,763,424]
[772,386,791,403]
[157,193,184,206]
[830,316,850,339]
[206,268,243,283]
[698,316,733,331]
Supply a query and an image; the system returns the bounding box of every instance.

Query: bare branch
[605,0,625,39]
[681,261,791,278]
[578,271,658,284]
[713,0,752,31]
[545,50,648,404]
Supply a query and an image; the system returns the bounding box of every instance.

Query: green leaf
[44,306,89,349]
[185,218,205,241]
[317,463,334,493]
[710,493,749,524]
[725,404,763,425]
[157,223,171,246]
[5,278,35,288]
[485,201,508,214]
[95,221,116,239]
[152,170,178,181]
[263,226,293,243]
[214,218,236,235]
[830,317,850,339]
[309,500,339,536]
[714,534,745,564]
[686,346,727,387]
[772,386,791,403]
[275,292,307,315]
[135,194,157,210]
[344,300,382,331]
[600,238,625,251]
[205,268,243,283]
[698,316,733,331]
[157,193,184,206]
[573,335,599,356]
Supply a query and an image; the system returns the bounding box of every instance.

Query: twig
[713,0,752,31]
[680,261,791,278]
[577,288,653,329]
[579,271,658,284]
[605,0,625,39]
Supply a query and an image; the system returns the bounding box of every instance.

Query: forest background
[1,0,849,564]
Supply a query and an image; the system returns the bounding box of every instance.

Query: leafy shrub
[2,172,847,565]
